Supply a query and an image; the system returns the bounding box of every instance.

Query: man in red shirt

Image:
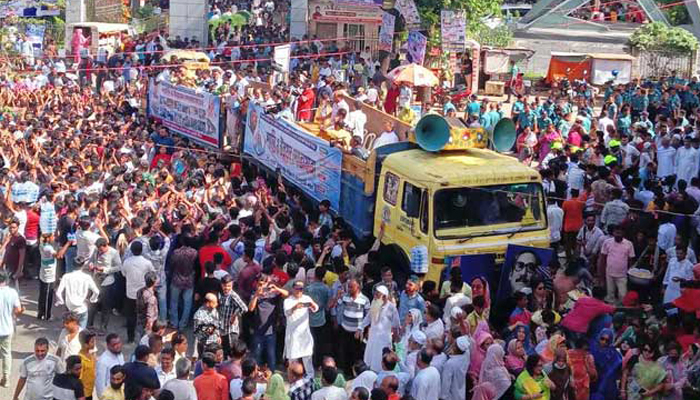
[297,81,315,121]
[561,188,585,260]
[193,352,228,400]
[198,231,232,278]
[270,251,289,287]
[23,203,41,279]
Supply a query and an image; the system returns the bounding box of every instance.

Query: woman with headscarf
[506,339,527,375]
[471,382,498,400]
[469,324,494,385]
[475,344,513,400]
[264,373,290,400]
[398,308,423,358]
[567,337,597,400]
[589,328,622,400]
[544,348,575,400]
[349,361,378,393]
[363,285,400,372]
[540,334,566,364]
[511,325,535,356]
[621,340,667,400]
[514,354,553,400]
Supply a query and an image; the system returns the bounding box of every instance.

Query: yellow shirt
[323,271,339,286]
[101,386,125,400]
[79,353,96,398]
[398,108,416,125]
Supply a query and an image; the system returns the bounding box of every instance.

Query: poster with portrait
[497,245,554,301]
[394,0,421,28]
[441,10,466,52]
[443,254,497,285]
[407,30,427,65]
[378,12,395,52]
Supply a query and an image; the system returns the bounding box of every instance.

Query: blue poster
[407,30,427,65]
[244,103,343,210]
[497,245,554,301]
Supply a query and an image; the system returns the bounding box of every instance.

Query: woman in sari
[540,335,566,364]
[544,349,575,400]
[514,354,553,400]
[264,373,290,400]
[621,341,668,400]
[538,123,563,162]
[506,339,527,375]
[476,343,513,400]
[472,382,498,400]
[567,337,597,400]
[469,327,495,384]
[397,308,423,358]
[590,328,622,400]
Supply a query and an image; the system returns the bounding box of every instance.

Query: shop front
[309,0,382,53]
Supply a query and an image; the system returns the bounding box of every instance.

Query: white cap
[450,307,465,319]
[376,285,389,297]
[456,336,470,351]
[411,331,427,346]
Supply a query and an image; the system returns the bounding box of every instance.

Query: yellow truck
[243,104,550,284]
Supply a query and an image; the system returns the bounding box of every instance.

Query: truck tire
[382,244,411,288]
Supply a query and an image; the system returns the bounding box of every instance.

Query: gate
[637,50,694,79]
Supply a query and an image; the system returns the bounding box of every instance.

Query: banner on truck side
[148,80,222,148]
[244,103,342,210]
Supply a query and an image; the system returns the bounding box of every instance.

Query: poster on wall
[394,0,421,28]
[441,10,466,52]
[26,24,45,57]
[244,103,343,210]
[407,30,427,65]
[378,12,395,52]
[148,80,222,148]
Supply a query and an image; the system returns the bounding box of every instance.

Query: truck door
[398,181,429,254]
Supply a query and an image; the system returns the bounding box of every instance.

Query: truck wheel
[382,245,411,288]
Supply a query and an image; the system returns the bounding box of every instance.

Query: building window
[343,23,365,51]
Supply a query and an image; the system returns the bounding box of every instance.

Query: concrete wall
[169,0,208,45]
[513,30,632,77]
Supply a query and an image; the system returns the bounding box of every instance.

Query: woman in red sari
[384,83,400,115]
[296,81,315,121]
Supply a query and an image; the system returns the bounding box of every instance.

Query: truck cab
[374,148,550,283]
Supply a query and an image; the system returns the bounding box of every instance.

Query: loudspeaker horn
[491,118,517,153]
[414,114,451,152]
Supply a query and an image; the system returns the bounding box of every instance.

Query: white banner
[441,10,466,52]
[394,0,421,28]
[274,44,291,74]
[148,80,222,148]
[378,12,395,52]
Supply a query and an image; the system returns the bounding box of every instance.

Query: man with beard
[363,285,399,372]
[95,334,124,398]
[100,365,126,400]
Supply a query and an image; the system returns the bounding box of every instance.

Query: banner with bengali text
[148,80,222,148]
[244,103,342,210]
[441,10,466,52]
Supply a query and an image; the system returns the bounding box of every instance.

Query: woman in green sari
[263,373,290,400]
[514,354,555,400]
[620,341,668,400]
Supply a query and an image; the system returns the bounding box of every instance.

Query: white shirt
[57,328,83,364]
[657,146,677,178]
[367,88,379,103]
[663,257,694,304]
[76,229,101,260]
[440,353,469,400]
[95,350,124,397]
[347,109,367,138]
[311,386,348,400]
[122,255,155,299]
[372,131,399,150]
[410,365,441,400]
[423,319,444,341]
[163,379,199,400]
[230,377,266,400]
[55,270,99,314]
[547,204,564,242]
[156,365,177,386]
[19,354,63,400]
[658,222,677,252]
[620,143,640,168]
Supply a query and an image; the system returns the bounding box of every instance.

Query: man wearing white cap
[440,336,471,400]
[362,285,400,372]
[401,330,426,378]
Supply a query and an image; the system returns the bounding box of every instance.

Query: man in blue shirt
[150,126,175,154]
[398,276,425,321]
[467,95,481,117]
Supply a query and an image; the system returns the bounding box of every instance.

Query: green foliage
[414,0,504,45]
[467,24,513,48]
[656,0,690,26]
[630,22,698,53]
[135,4,156,19]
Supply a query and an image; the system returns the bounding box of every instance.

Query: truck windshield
[434,183,546,238]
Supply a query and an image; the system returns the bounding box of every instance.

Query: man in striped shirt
[335,278,369,375]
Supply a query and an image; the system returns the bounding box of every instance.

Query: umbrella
[387,63,439,87]
[162,50,210,62]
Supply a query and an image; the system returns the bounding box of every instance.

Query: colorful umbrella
[387,63,439,87]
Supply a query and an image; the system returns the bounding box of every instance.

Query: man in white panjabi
[676,136,699,185]
[362,285,400,372]
[410,348,441,400]
[440,336,471,400]
[283,280,318,378]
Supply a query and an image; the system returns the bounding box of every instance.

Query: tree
[629,21,698,53]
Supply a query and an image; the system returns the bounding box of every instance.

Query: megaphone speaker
[414,114,451,152]
[492,118,517,153]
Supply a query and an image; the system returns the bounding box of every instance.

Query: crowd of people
[3,0,700,399]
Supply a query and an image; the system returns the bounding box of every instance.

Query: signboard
[273,44,291,74]
[25,24,45,57]
[394,0,420,28]
[378,12,395,52]
[407,30,427,65]
[90,0,124,23]
[311,6,382,23]
[244,103,343,210]
[441,10,466,52]
[148,80,222,148]
[335,0,383,5]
